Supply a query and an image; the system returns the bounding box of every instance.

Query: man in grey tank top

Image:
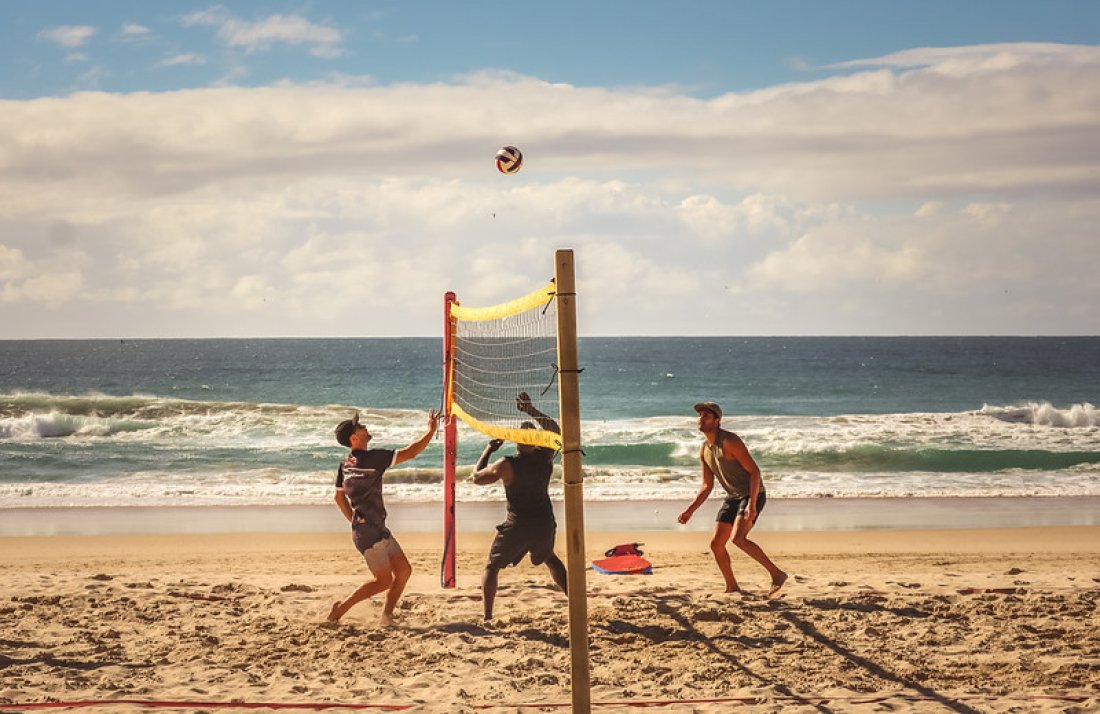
[678,402,787,597]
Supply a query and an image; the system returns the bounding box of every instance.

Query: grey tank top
[701,431,756,498]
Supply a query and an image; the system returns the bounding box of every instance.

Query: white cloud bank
[0,43,1097,337]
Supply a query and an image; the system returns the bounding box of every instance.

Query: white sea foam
[2,461,1098,508]
[4,393,1100,507]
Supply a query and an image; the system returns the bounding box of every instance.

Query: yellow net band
[452,403,563,451]
[449,282,556,322]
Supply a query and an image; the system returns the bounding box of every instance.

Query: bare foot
[766,572,788,599]
[327,601,342,623]
[379,612,395,627]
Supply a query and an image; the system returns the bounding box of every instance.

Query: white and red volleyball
[495,145,523,174]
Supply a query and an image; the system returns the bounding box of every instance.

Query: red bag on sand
[592,543,652,575]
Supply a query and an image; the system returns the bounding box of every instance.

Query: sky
[1,1,1099,338]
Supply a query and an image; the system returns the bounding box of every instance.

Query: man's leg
[544,553,568,594]
[481,562,502,620]
[381,546,412,625]
[731,515,787,597]
[328,566,394,622]
[709,521,738,592]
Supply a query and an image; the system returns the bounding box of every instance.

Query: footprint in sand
[281,584,314,592]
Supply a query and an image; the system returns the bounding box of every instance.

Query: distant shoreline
[2,495,1098,537]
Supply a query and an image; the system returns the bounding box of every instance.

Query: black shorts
[716,492,766,524]
[488,518,556,568]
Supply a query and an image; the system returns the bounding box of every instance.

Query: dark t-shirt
[503,448,555,523]
[336,448,396,547]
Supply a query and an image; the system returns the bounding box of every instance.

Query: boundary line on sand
[1,693,1093,711]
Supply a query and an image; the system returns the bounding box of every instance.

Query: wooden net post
[554,249,590,713]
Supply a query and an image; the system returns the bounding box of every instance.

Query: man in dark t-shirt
[471,392,567,620]
[327,408,438,625]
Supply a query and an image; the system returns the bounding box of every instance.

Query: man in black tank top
[472,392,568,620]
[678,401,788,598]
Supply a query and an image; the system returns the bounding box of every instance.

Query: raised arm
[472,439,512,485]
[516,392,560,434]
[394,409,439,465]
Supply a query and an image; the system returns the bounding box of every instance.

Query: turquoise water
[1,337,1098,507]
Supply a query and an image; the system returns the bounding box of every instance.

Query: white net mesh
[448,283,561,450]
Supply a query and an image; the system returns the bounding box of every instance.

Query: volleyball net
[445,281,563,451]
[439,278,564,591]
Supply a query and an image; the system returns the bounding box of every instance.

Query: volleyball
[495,145,523,174]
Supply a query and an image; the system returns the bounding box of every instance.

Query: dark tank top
[701,430,756,499]
[503,450,555,522]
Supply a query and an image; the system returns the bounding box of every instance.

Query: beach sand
[1,526,1098,712]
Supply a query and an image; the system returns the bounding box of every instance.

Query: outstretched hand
[516,391,535,414]
[486,438,504,452]
[426,409,440,431]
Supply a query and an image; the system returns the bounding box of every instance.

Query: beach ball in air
[495,145,523,174]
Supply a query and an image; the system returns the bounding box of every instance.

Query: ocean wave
[0,411,155,440]
[762,446,1100,473]
[0,391,431,445]
[0,391,413,420]
[978,401,1099,428]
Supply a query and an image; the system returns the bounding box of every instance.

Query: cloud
[0,42,1097,336]
[157,53,207,68]
[37,25,97,48]
[0,246,31,280]
[183,7,344,57]
[122,23,151,36]
[963,202,1012,226]
[828,42,1100,73]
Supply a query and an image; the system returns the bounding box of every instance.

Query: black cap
[335,412,361,447]
[693,401,722,419]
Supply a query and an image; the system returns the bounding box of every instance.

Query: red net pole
[441,291,458,588]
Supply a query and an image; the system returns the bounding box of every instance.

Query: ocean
[2,337,1099,520]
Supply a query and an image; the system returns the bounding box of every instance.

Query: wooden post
[554,249,590,714]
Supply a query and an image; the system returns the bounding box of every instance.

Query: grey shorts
[361,536,406,573]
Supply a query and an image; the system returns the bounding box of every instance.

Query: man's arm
[472,439,512,485]
[333,489,355,523]
[516,392,560,435]
[394,408,440,465]
[677,447,715,524]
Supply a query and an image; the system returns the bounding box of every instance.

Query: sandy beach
[1,524,1098,712]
